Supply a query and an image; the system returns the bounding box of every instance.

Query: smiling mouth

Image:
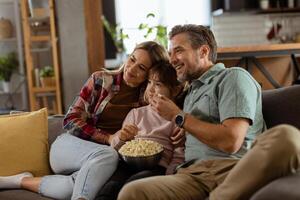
[175,64,183,71]
[126,72,135,78]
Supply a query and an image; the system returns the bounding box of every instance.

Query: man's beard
[177,71,196,83]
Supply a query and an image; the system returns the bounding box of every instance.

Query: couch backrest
[262,85,300,129]
[48,115,65,145]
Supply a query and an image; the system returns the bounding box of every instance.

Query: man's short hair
[169,24,217,63]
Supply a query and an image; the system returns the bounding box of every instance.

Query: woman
[0,41,169,200]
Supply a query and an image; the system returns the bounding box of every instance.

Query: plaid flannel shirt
[63,70,144,144]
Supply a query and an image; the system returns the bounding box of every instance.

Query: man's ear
[199,45,210,59]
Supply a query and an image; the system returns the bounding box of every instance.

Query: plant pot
[40,77,55,87]
[0,18,13,39]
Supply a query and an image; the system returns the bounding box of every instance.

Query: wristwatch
[175,111,186,128]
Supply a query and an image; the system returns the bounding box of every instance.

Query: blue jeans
[39,133,119,200]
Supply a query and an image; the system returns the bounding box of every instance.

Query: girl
[112,61,185,175]
[99,61,185,200]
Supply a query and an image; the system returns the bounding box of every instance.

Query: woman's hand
[171,127,186,147]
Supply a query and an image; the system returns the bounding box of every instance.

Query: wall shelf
[30,35,51,42]
[257,7,300,14]
[21,0,62,115]
[0,37,17,42]
[30,47,51,53]
[32,86,56,93]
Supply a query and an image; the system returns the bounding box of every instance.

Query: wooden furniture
[21,0,62,114]
[218,43,300,88]
[84,0,105,73]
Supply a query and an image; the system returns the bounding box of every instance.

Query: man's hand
[171,127,186,147]
[149,94,181,121]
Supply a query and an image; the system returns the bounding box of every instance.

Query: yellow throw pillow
[0,108,51,176]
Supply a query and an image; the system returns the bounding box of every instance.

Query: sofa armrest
[48,115,65,145]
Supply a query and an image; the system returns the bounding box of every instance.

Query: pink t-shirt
[111,105,185,174]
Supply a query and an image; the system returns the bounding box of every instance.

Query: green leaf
[101,15,128,52]
[39,66,54,78]
[138,23,148,30]
[146,13,155,18]
[137,13,168,49]
[0,52,19,81]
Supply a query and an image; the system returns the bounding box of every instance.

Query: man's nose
[169,52,177,66]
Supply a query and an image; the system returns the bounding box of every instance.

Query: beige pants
[117,125,300,200]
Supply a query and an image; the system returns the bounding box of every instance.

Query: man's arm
[150,95,250,154]
[183,113,250,153]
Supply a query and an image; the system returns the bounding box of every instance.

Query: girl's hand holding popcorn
[117,124,138,141]
[108,124,138,145]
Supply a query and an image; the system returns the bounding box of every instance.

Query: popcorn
[119,139,163,157]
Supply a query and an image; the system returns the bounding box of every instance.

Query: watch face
[175,115,184,127]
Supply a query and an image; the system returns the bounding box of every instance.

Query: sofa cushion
[0,189,53,200]
[262,85,300,129]
[0,108,51,176]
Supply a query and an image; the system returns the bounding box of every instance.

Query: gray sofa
[250,84,300,200]
[1,85,300,200]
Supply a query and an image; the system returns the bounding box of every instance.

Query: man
[117,24,300,200]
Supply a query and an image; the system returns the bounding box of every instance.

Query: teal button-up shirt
[184,63,265,161]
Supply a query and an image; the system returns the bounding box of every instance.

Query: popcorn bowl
[120,150,163,170]
[118,139,164,170]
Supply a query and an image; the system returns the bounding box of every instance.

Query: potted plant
[0,52,18,92]
[138,13,168,49]
[39,65,55,87]
[101,15,129,61]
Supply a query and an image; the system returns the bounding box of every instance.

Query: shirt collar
[195,63,225,85]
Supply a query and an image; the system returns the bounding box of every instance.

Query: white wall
[56,0,89,112]
[212,12,300,47]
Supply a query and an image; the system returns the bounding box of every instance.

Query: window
[115,0,211,53]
